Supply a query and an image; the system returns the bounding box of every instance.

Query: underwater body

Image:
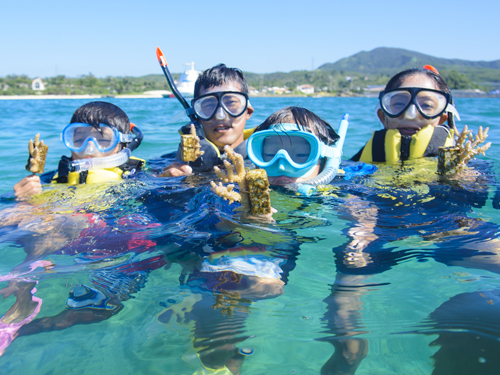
[0,97,499,374]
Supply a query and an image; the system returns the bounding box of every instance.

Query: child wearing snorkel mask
[14,101,144,199]
[161,64,254,177]
[352,66,459,163]
[247,107,342,189]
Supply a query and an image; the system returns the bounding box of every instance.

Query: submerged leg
[0,281,42,356]
[321,338,369,375]
[318,273,371,375]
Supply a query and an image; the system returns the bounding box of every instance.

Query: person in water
[351,65,460,163]
[247,106,340,186]
[13,101,144,199]
[319,67,500,375]
[2,102,147,355]
[161,63,255,176]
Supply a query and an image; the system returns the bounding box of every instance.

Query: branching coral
[437,125,491,175]
[210,145,271,215]
[26,133,49,174]
[181,124,204,162]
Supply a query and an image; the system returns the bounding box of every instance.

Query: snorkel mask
[247,123,340,178]
[61,123,143,172]
[375,65,461,127]
[378,87,461,121]
[62,123,136,155]
[191,91,249,121]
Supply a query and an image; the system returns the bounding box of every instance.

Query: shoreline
[1,93,499,100]
[0,94,166,100]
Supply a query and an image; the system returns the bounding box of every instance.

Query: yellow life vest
[352,125,454,164]
[50,156,145,185]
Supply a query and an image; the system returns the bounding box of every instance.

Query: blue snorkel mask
[61,123,136,155]
[248,114,349,196]
[247,123,341,178]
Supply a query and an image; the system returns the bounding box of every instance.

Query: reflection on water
[1,98,500,374]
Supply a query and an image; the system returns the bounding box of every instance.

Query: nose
[215,106,226,120]
[404,104,418,120]
[279,160,286,171]
[82,140,98,155]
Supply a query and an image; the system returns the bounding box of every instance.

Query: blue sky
[1,0,499,77]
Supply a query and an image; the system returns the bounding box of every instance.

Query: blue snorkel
[291,113,349,196]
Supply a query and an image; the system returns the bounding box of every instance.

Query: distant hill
[318,47,500,79]
[3,47,498,96]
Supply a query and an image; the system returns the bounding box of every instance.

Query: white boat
[176,62,200,97]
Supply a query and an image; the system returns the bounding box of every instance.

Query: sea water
[0,97,499,374]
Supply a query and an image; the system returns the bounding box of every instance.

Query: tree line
[0,69,485,96]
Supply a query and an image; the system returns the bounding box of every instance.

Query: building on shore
[32,77,45,91]
[297,84,314,95]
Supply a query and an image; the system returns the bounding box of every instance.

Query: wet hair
[70,101,131,134]
[194,64,248,98]
[255,107,339,146]
[385,68,451,94]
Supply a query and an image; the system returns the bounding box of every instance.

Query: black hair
[70,101,131,134]
[255,107,339,146]
[194,64,248,98]
[385,68,451,94]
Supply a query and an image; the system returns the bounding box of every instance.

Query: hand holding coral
[438,125,491,175]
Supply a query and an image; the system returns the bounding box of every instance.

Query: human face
[378,74,448,136]
[198,83,254,150]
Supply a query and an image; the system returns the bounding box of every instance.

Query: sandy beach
[0,90,172,100]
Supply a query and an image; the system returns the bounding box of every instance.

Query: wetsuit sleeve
[40,170,57,184]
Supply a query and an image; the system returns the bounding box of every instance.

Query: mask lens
[221,93,247,117]
[261,135,312,164]
[193,95,218,119]
[415,90,448,117]
[64,124,118,152]
[381,90,411,116]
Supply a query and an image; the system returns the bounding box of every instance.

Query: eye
[202,102,216,111]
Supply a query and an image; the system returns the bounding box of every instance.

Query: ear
[245,102,254,119]
[438,113,448,125]
[377,108,388,128]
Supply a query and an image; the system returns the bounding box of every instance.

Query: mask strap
[269,123,304,132]
[320,143,342,159]
[445,103,461,121]
[120,133,135,143]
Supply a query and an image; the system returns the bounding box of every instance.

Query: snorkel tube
[70,125,143,173]
[290,114,349,196]
[156,46,199,125]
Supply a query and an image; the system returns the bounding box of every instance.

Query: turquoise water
[0,97,499,374]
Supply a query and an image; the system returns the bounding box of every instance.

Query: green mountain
[318,47,500,84]
[2,48,499,96]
